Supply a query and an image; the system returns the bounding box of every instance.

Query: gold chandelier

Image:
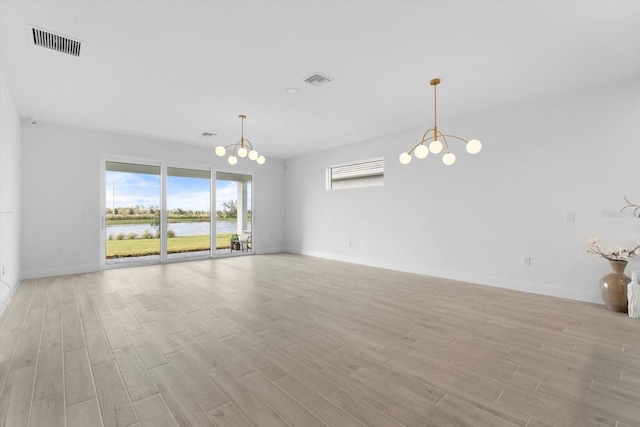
[215,115,265,165]
[399,78,482,166]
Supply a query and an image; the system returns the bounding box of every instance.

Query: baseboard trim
[256,246,287,255]
[0,278,21,319]
[288,248,602,305]
[21,264,101,280]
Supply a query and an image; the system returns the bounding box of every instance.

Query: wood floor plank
[9,328,41,371]
[210,368,289,427]
[101,316,132,350]
[33,347,64,401]
[113,345,158,402]
[92,360,139,427]
[207,402,253,427]
[349,366,471,426]
[437,393,522,427]
[255,329,329,371]
[39,296,62,351]
[62,302,86,353]
[115,288,139,305]
[0,365,36,427]
[134,394,178,427]
[10,305,44,370]
[590,377,640,404]
[66,398,103,427]
[497,390,597,427]
[167,310,209,337]
[195,334,255,377]
[0,254,638,427]
[89,297,115,321]
[212,316,265,347]
[127,328,168,369]
[84,325,115,366]
[105,292,127,310]
[29,394,65,427]
[77,292,102,331]
[127,302,155,324]
[188,311,232,339]
[152,310,185,335]
[64,348,96,407]
[148,362,215,427]
[275,374,366,427]
[220,336,287,381]
[141,322,181,355]
[536,380,634,426]
[172,332,223,374]
[0,282,34,332]
[113,306,142,332]
[0,330,20,397]
[150,296,179,313]
[240,371,325,427]
[165,350,228,411]
[326,388,405,427]
[321,364,432,427]
[257,342,338,396]
[134,294,159,312]
[29,281,49,310]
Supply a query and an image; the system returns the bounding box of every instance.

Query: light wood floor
[1,253,639,427]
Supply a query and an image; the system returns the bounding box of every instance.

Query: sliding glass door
[105,162,161,265]
[104,160,253,266]
[166,167,211,259]
[215,172,252,255]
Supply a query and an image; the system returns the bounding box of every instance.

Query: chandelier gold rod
[240,114,245,149]
[433,78,438,130]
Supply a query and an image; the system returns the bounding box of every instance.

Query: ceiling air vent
[305,73,332,87]
[200,132,216,137]
[31,27,81,57]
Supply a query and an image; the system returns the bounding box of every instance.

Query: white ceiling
[1,1,639,159]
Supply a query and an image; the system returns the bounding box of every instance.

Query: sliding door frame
[100,155,255,270]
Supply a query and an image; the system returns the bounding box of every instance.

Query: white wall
[0,71,22,316]
[285,77,640,304]
[21,122,286,278]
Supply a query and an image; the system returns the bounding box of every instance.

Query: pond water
[106,221,245,237]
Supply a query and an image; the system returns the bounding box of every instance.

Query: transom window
[327,158,384,190]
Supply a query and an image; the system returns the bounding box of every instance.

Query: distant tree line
[106,204,209,219]
[106,201,250,221]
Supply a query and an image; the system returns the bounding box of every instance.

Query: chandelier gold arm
[407,130,469,155]
[220,138,255,155]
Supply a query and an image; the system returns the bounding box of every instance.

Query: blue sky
[106,171,250,211]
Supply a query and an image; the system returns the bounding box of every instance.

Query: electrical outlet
[565,212,575,222]
[522,256,531,267]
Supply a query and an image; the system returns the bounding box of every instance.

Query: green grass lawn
[106,233,234,258]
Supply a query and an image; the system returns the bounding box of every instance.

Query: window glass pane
[105,162,161,264]
[216,172,252,255]
[166,167,211,260]
[329,158,384,190]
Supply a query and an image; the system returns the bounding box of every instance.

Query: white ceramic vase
[628,271,640,319]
